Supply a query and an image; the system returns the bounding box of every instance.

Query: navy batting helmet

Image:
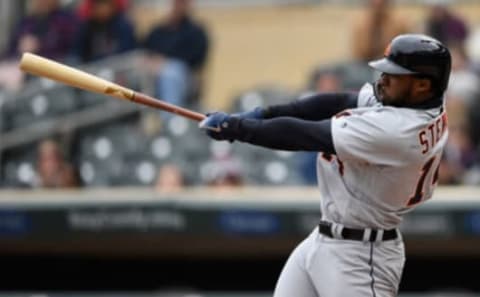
[369,34,452,94]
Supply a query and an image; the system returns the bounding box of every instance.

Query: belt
[318,221,398,242]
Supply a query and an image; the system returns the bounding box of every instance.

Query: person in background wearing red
[4,0,78,61]
[0,0,77,91]
[71,0,136,63]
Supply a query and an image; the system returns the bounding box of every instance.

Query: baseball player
[199,34,451,297]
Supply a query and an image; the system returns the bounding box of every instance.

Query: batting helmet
[368,34,452,94]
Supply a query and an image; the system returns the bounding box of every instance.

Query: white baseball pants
[273,227,405,297]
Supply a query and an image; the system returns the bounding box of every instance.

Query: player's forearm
[263,92,358,121]
[236,117,335,153]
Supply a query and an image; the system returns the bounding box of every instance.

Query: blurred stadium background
[1,0,480,296]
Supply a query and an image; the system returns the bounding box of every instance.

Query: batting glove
[232,107,265,120]
[199,112,241,141]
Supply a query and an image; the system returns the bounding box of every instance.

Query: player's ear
[414,77,432,93]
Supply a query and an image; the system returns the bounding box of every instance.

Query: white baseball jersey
[317,83,448,229]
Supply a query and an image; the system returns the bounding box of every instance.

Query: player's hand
[198,112,240,142]
[232,107,265,120]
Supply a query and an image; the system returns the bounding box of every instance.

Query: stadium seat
[2,86,79,131]
[232,144,302,185]
[77,90,108,108]
[0,145,38,188]
[229,85,296,113]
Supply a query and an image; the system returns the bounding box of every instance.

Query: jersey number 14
[407,156,440,206]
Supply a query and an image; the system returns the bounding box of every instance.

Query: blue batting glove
[199,112,240,141]
[232,107,265,120]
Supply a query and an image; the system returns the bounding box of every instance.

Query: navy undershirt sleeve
[234,117,335,154]
[263,92,358,121]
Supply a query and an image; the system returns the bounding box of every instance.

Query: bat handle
[132,92,206,122]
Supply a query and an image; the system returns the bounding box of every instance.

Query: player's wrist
[199,112,244,142]
[232,107,265,120]
[220,115,244,141]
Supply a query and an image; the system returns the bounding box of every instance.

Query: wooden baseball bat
[19,52,206,122]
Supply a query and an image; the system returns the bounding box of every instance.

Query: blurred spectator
[298,150,317,186]
[467,91,480,150]
[308,68,343,94]
[424,3,469,47]
[155,163,185,193]
[202,155,244,189]
[466,26,480,73]
[446,42,480,171]
[0,0,77,91]
[143,0,210,108]
[71,0,136,63]
[36,139,79,188]
[4,0,77,60]
[351,0,410,61]
[0,61,24,91]
[438,96,477,185]
[447,44,480,108]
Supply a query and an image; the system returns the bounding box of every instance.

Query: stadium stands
[0,52,324,188]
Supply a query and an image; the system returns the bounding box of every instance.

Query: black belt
[319,221,398,242]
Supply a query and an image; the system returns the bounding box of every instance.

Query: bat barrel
[20,52,134,100]
[19,52,205,122]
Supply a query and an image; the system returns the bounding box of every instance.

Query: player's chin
[379,92,397,106]
[376,85,387,103]
[376,86,397,106]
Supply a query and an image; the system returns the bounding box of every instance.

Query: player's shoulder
[356,105,423,131]
[337,104,423,150]
[332,106,422,165]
